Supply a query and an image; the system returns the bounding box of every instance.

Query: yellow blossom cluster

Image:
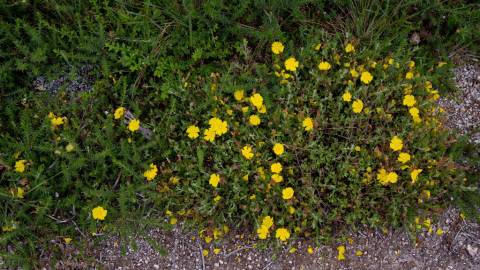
[143,163,158,181]
[48,112,65,128]
[256,215,274,239]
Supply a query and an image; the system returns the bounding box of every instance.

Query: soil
[40,208,479,270]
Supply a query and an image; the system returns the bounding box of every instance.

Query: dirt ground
[42,208,479,270]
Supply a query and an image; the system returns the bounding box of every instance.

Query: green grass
[1,0,479,268]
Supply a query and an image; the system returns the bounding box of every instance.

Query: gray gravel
[439,64,480,144]
[90,208,478,269]
[39,208,478,270]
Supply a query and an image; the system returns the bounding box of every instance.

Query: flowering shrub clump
[0,38,474,261]
[167,40,469,242]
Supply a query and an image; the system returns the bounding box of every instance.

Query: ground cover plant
[1,0,479,267]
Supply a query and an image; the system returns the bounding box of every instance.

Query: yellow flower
[202,249,209,257]
[241,145,254,160]
[271,174,283,183]
[114,107,125,119]
[350,69,359,78]
[271,41,284,54]
[318,61,331,71]
[213,228,222,239]
[408,61,415,69]
[314,43,322,50]
[289,247,297,253]
[423,190,431,199]
[213,248,221,255]
[204,128,216,142]
[377,169,388,185]
[436,228,444,235]
[16,187,25,198]
[2,224,16,232]
[273,143,284,156]
[271,162,283,173]
[186,125,200,139]
[424,218,431,228]
[209,173,220,188]
[377,169,398,185]
[275,228,290,241]
[92,206,107,221]
[425,81,433,90]
[408,107,422,123]
[360,71,373,84]
[345,43,355,53]
[64,237,72,244]
[170,217,177,225]
[307,246,314,254]
[262,216,274,229]
[412,115,421,123]
[234,89,244,101]
[405,71,414,79]
[410,169,422,184]
[241,106,249,113]
[258,104,267,114]
[302,117,314,131]
[282,187,294,200]
[409,107,420,117]
[342,91,352,102]
[208,117,228,136]
[337,245,346,261]
[398,152,411,163]
[14,160,27,173]
[390,136,403,151]
[213,195,222,203]
[65,143,75,152]
[143,163,158,181]
[352,99,363,113]
[284,57,299,72]
[355,250,363,256]
[249,114,261,126]
[250,93,263,109]
[169,176,179,185]
[288,206,295,214]
[403,95,416,107]
[51,116,64,127]
[387,172,398,184]
[128,119,140,132]
[257,225,269,239]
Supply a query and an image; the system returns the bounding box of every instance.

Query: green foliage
[329,0,480,59]
[0,0,479,268]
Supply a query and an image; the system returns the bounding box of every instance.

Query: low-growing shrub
[160,40,469,241]
[2,37,476,267]
[1,1,479,267]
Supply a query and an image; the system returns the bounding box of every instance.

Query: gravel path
[45,208,479,269]
[439,64,480,144]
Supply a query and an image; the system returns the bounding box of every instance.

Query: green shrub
[1,38,476,266]
[1,1,479,267]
